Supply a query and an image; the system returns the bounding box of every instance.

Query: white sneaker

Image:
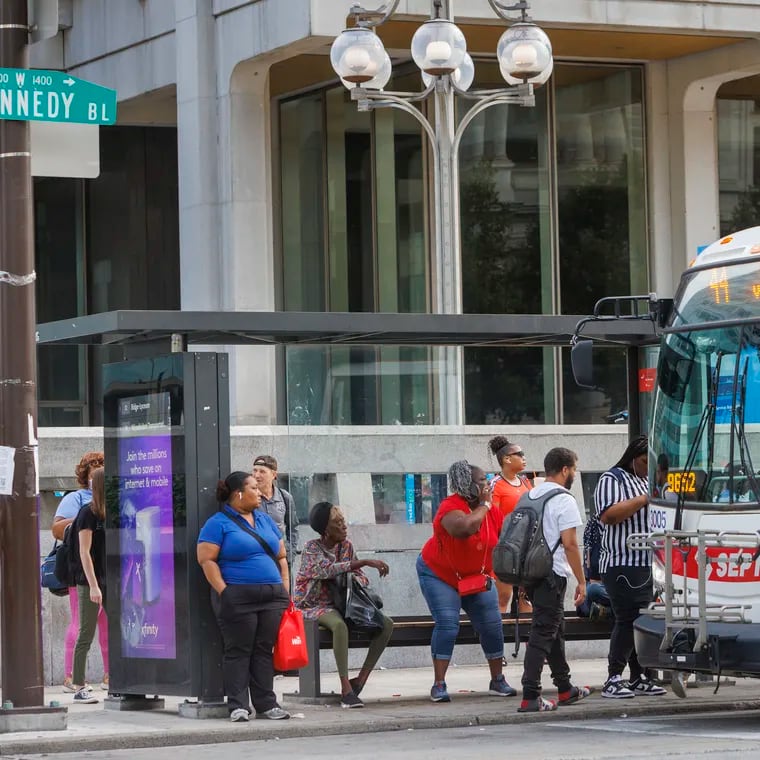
[230,708,250,722]
[629,675,667,696]
[601,676,635,699]
[73,687,98,704]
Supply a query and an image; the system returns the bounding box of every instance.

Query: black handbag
[344,575,384,631]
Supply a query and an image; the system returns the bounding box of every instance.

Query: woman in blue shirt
[197,471,290,722]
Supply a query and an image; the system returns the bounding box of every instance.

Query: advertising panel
[116,392,177,660]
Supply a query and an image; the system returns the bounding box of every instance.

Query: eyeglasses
[510,451,526,458]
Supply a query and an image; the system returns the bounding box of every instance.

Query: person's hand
[479,480,492,506]
[365,559,390,577]
[573,582,586,607]
[90,586,103,606]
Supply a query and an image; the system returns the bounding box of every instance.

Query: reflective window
[717,77,760,236]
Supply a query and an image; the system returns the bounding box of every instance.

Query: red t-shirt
[421,493,505,589]
[491,474,531,517]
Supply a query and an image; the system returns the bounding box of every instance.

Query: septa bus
[573,226,760,694]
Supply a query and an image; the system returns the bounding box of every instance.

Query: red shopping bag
[273,601,309,671]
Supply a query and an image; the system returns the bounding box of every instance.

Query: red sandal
[558,685,594,706]
[517,696,557,712]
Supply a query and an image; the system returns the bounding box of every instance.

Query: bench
[297,612,613,698]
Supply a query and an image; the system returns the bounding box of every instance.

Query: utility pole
[0,0,44,707]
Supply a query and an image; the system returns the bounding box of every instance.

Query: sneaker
[601,675,635,699]
[340,691,364,709]
[558,685,594,705]
[629,675,667,696]
[589,602,611,621]
[517,696,557,712]
[488,674,517,697]
[73,687,98,704]
[349,677,364,697]
[430,681,450,703]
[230,708,250,722]
[255,706,290,720]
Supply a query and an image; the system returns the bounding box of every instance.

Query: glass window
[555,65,648,315]
[34,177,85,423]
[717,76,760,236]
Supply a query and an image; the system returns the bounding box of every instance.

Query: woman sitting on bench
[294,501,393,709]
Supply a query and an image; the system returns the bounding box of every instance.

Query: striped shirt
[594,467,650,571]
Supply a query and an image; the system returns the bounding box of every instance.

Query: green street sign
[0,68,117,125]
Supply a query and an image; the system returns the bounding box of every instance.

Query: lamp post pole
[333,0,553,424]
[0,0,44,708]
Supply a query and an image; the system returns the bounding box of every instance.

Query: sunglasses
[509,451,526,458]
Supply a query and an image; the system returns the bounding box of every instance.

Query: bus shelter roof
[36,310,659,348]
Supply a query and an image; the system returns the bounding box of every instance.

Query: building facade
[26,0,760,683]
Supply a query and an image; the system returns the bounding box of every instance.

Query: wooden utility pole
[0,0,44,707]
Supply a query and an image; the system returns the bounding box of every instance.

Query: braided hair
[448,460,475,499]
[614,435,648,473]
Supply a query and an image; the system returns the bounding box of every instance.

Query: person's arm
[52,516,73,540]
[561,527,586,606]
[276,539,290,590]
[441,504,490,538]
[197,542,226,594]
[599,493,648,525]
[78,529,102,605]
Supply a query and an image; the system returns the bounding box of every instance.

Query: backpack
[53,523,75,587]
[583,517,602,580]
[492,488,565,586]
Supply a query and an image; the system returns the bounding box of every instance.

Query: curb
[3,696,760,755]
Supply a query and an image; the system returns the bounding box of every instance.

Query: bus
[575,225,760,695]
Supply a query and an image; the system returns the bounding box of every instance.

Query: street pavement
[2,659,760,754]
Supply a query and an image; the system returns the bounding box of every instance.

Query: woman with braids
[416,460,516,702]
[488,435,533,615]
[197,471,290,722]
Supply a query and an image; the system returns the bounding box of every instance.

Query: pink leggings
[65,586,109,678]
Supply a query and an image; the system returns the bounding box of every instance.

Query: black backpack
[53,523,75,587]
[492,488,565,586]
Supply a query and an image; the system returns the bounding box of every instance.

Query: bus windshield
[650,263,760,507]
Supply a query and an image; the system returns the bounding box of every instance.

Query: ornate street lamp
[330,0,553,423]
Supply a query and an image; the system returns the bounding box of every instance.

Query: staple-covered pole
[0,0,44,707]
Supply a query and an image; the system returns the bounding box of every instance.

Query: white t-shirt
[528,481,583,578]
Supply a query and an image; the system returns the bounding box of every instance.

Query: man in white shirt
[517,447,590,712]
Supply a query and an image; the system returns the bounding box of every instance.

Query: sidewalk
[3,660,760,755]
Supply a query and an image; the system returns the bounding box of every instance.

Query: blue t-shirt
[54,489,91,520]
[198,506,283,585]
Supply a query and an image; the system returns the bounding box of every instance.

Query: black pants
[603,565,653,680]
[211,583,288,714]
[521,573,572,700]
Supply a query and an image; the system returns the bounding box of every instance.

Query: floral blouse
[294,538,368,620]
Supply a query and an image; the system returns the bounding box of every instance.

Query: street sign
[0,68,117,125]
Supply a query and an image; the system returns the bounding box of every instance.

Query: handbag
[344,575,384,631]
[41,542,69,597]
[273,601,309,671]
[445,509,493,597]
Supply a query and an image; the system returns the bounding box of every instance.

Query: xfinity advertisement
[117,392,177,660]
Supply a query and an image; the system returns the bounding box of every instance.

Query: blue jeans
[576,580,612,617]
[416,554,504,661]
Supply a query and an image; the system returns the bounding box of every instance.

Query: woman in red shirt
[416,461,516,703]
[488,436,533,614]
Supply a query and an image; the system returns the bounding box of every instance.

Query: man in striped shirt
[594,436,666,699]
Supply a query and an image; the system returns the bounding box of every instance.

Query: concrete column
[215,61,278,424]
[175,0,221,311]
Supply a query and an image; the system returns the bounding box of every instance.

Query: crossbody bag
[223,509,281,572]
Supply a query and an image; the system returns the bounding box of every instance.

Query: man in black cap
[252,455,297,575]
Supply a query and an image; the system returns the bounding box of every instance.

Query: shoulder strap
[532,488,566,555]
[223,510,280,569]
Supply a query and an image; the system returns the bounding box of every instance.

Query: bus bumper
[634,614,760,677]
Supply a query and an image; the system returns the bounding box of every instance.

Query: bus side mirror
[571,339,599,390]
